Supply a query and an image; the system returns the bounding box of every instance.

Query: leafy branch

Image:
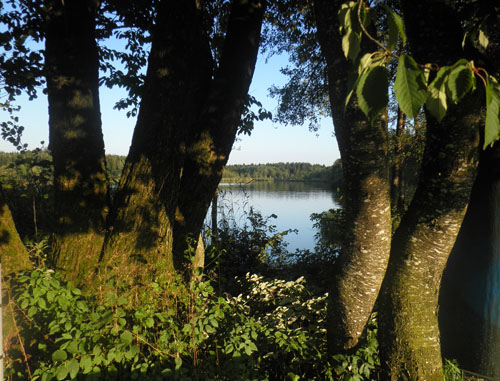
[339,0,500,149]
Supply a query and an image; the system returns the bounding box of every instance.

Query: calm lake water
[209,181,339,251]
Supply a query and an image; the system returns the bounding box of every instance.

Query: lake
[209,181,339,251]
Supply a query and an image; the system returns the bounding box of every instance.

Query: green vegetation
[1,152,342,188]
[1,0,498,379]
[222,160,342,185]
[4,207,469,380]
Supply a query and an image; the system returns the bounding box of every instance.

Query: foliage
[6,263,382,381]
[221,160,342,185]
[0,148,53,236]
[339,0,500,148]
[211,207,296,291]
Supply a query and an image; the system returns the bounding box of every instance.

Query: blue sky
[0,52,340,165]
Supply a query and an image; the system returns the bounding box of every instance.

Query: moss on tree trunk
[45,0,109,283]
[314,0,392,353]
[378,93,482,379]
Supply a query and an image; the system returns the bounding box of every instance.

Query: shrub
[5,267,381,380]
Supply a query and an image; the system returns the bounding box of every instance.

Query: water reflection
[212,181,339,251]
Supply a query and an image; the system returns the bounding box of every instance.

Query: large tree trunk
[378,1,482,378]
[313,0,392,353]
[44,0,109,283]
[440,143,500,378]
[172,0,266,270]
[103,0,265,281]
[102,1,213,279]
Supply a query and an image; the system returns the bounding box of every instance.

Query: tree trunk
[439,143,500,378]
[102,0,265,283]
[378,2,483,378]
[0,187,30,275]
[0,185,30,364]
[102,0,213,280]
[313,0,392,353]
[172,0,266,271]
[44,0,109,283]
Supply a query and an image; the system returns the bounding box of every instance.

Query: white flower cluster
[227,273,328,339]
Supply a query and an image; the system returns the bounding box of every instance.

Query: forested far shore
[0,151,342,186]
[222,160,342,184]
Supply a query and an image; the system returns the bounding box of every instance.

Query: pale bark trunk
[44,0,109,283]
[314,0,392,353]
[377,2,484,377]
[379,95,481,379]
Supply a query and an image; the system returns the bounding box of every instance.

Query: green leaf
[37,298,47,309]
[484,79,500,149]
[68,358,79,379]
[394,55,428,118]
[426,66,452,122]
[383,5,407,50]
[52,349,67,362]
[80,356,93,374]
[478,29,489,49]
[120,331,133,345]
[447,64,475,103]
[56,365,69,381]
[342,30,361,62]
[66,341,79,354]
[356,65,388,124]
[175,357,182,370]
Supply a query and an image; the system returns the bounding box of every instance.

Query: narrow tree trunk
[211,189,219,239]
[314,0,392,353]
[102,1,213,279]
[44,0,109,283]
[440,143,500,378]
[172,0,266,270]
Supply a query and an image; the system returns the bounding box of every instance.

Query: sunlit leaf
[342,30,361,62]
[478,29,489,49]
[426,66,452,122]
[356,65,388,124]
[120,331,133,345]
[52,349,67,362]
[484,79,500,149]
[394,55,427,119]
[383,4,406,50]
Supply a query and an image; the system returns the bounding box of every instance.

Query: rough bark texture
[102,0,212,278]
[172,0,266,270]
[0,185,30,364]
[44,0,109,282]
[378,1,482,378]
[314,0,392,353]
[440,143,500,378]
[0,188,30,275]
[104,0,265,280]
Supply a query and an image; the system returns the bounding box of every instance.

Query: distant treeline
[222,161,342,185]
[0,151,342,186]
